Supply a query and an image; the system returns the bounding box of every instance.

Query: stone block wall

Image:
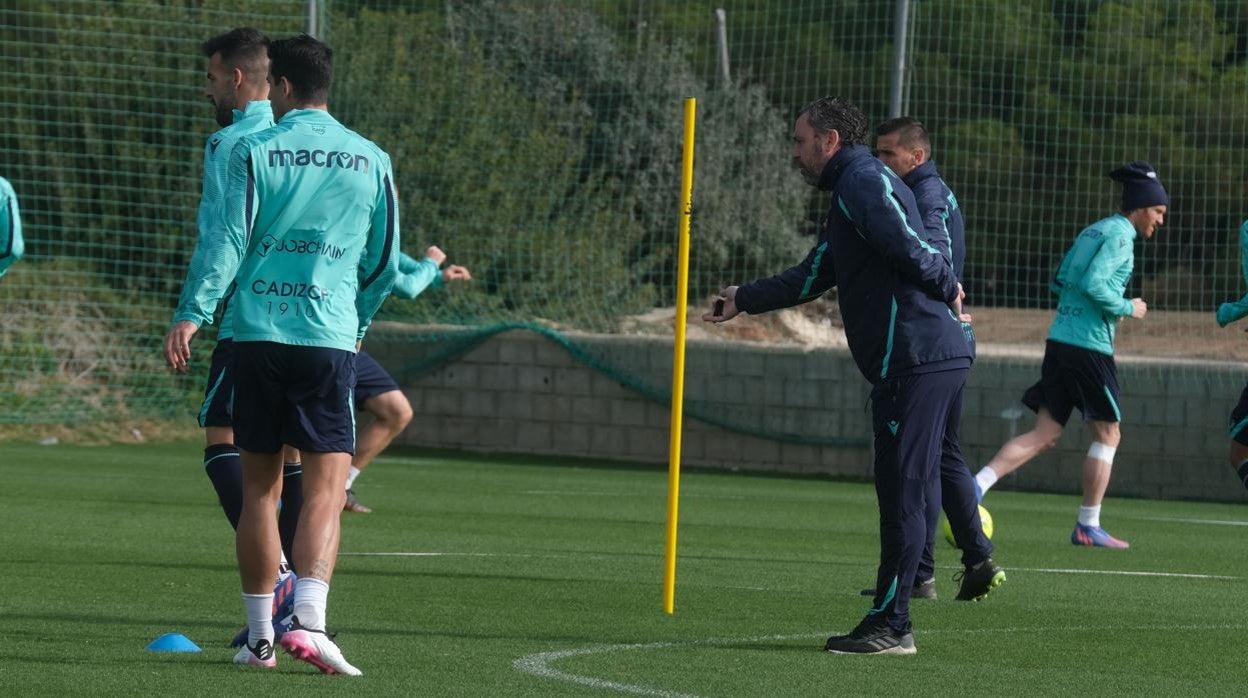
[367,328,1247,503]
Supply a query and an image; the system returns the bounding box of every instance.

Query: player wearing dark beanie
[972,162,1167,549]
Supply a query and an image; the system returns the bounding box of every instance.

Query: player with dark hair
[162,28,303,644]
[705,96,1003,655]
[180,33,399,675]
[870,116,990,601]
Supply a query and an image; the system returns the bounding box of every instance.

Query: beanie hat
[1109,161,1168,212]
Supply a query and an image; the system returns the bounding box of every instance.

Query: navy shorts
[1021,340,1121,426]
[198,339,235,428]
[355,349,400,408]
[1228,382,1248,446]
[231,342,358,454]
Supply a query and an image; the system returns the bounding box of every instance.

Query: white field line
[1135,516,1248,527]
[1002,566,1236,580]
[339,550,1238,580]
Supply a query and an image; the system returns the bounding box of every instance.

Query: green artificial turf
[2,440,1245,696]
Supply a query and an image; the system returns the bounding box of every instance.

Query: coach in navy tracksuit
[874,117,995,600]
[704,97,1003,655]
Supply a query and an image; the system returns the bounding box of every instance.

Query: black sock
[204,444,244,530]
[1238,460,1248,491]
[279,462,304,572]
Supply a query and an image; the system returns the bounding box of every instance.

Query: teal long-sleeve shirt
[1216,220,1248,327]
[391,251,443,299]
[207,108,399,351]
[171,100,274,337]
[1047,214,1137,355]
[0,176,23,278]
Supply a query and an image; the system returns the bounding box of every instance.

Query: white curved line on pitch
[514,625,1244,695]
[514,643,705,698]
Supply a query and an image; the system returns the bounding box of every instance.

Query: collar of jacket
[231,99,272,124]
[278,107,337,125]
[901,159,940,189]
[817,144,873,191]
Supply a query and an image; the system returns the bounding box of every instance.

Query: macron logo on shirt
[267,148,370,173]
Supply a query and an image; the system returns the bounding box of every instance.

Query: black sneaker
[824,617,916,655]
[954,558,1006,601]
[859,578,936,600]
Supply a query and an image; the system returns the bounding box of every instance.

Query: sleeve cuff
[171,313,204,328]
[733,285,754,314]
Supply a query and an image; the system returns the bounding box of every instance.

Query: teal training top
[171,100,275,337]
[0,176,23,278]
[1216,220,1248,328]
[391,251,443,299]
[208,108,399,351]
[1047,214,1137,355]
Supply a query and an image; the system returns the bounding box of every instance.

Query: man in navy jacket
[704,97,1004,655]
[872,116,992,601]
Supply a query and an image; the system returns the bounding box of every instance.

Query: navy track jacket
[902,160,965,279]
[734,145,970,384]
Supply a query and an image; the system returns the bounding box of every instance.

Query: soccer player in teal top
[161,27,302,645]
[972,162,1167,548]
[0,176,23,278]
[181,34,398,674]
[344,245,471,514]
[1215,218,1248,491]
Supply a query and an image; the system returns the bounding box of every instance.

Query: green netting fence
[2,0,1247,434]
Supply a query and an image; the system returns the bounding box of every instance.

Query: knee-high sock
[204,444,243,530]
[278,462,304,572]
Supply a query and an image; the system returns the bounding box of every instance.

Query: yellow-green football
[942,505,993,546]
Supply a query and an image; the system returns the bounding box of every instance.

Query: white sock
[345,466,361,490]
[1078,505,1101,528]
[293,577,330,631]
[974,467,999,494]
[242,592,274,647]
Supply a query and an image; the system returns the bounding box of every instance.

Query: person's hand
[953,282,972,323]
[702,286,741,323]
[441,264,471,283]
[163,320,199,374]
[424,245,447,266]
[1130,297,1147,319]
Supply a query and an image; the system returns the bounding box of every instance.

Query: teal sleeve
[390,255,441,300]
[398,251,420,274]
[193,141,255,325]
[355,163,400,340]
[1077,237,1134,317]
[171,148,234,327]
[0,181,23,278]
[1217,221,1248,327]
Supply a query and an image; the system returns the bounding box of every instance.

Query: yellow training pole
[663,97,696,615]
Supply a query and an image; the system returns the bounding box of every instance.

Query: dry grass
[632,298,1248,364]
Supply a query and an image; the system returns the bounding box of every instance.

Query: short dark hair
[202,27,269,83]
[800,96,868,147]
[876,116,932,156]
[268,34,334,104]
